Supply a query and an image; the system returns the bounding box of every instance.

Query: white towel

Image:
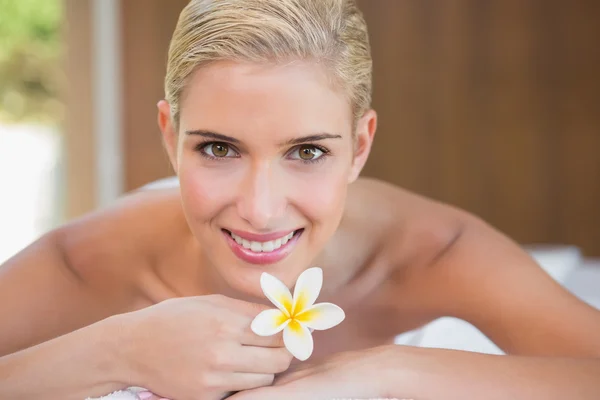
[86,387,147,400]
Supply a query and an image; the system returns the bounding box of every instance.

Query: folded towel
[89,388,236,399]
[86,387,147,400]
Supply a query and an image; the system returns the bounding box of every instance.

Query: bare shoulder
[346,177,465,266]
[55,187,189,304]
[0,187,189,354]
[343,177,469,321]
[331,177,468,322]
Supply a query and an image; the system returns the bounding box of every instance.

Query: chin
[212,248,314,296]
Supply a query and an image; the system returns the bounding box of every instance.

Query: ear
[157,99,179,173]
[348,109,377,183]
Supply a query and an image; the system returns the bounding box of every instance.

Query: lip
[223,229,303,265]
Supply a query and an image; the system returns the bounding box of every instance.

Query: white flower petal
[260,272,294,317]
[251,309,290,336]
[283,320,314,361]
[295,302,345,330]
[292,267,323,315]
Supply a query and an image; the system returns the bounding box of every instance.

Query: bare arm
[0,191,171,397]
[1,231,102,355]
[0,315,128,400]
[370,173,600,356]
[0,220,140,356]
[0,189,180,356]
[369,180,600,396]
[414,211,600,357]
[221,342,600,400]
[380,197,600,396]
[0,210,144,397]
[380,345,600,400]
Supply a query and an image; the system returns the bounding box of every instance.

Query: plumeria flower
[250,267,345,361]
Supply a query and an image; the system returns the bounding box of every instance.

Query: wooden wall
[120,0,190,190]
[81,0,599,255]
[358,0,600,255]
[64,0,96,219]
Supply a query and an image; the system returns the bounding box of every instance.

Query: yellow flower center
[277,290,319,327]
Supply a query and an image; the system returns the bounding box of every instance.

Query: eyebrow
[185,130,241,144]
[283,133,342,146]
[185,130,342,146]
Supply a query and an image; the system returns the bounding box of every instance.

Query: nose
[237,162,286,230]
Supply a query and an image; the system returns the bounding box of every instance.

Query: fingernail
[137,392,153,399]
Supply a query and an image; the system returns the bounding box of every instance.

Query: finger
[229,345,292,374]
[226,372,275,392]
[221,299,286,347]
[226,297,274,318]
[205,295,274,323]
[240,327,286,347]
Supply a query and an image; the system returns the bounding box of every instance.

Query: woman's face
[158,60,375,296]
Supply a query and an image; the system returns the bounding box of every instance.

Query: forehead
[178,60,353,135]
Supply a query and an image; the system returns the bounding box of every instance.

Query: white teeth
[250,242,262,252]
[262,241,274,252]
[229,231,297,253]
[282,232,294,244]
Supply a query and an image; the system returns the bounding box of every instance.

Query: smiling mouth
[222,229,303,253]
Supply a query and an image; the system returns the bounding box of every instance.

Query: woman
[1,1,599,399]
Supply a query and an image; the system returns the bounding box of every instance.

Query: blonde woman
[1,1,599,399]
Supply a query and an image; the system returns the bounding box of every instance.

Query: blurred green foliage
[0,0,63,123]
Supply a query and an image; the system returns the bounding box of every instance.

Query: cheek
[178,164,234,220]
[290,166,349,226]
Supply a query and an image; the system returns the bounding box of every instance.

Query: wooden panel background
[121,0,190,191]
[358,0,600,255]
[64,0,96,220]
[117,0,600,255]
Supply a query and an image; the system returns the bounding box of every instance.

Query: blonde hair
[165,0,372,127]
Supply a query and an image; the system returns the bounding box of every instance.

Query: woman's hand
[227,345,395,400]
[119,294,293,400]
